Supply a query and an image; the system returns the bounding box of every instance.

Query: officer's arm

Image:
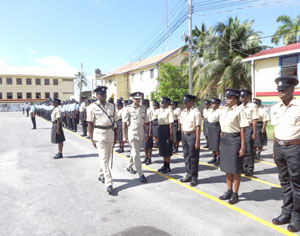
[88,122,94,140]
[239,128,246,157]
[195,125,200,149]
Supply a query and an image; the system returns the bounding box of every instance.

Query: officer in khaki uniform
[79,96,87,137]
[271,77,300,233]
[122,92,148,183]
[86,86,117,195]
[170,101,181,153]
[180,94,201,186]
[202,100,212,148]
[239,89,259,176]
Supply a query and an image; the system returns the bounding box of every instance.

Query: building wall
[104,76,117,99]
[116,74,129,99]
[0,75,74,103]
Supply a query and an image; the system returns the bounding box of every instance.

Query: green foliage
[151,63,189,103]
[272,15,300,45]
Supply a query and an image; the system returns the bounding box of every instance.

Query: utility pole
[188,0,193,94]
[80,63,83,95]
[165,0,168,51]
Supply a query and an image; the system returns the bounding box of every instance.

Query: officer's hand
[262,129,266,134]
[169,135,173,142]
[252,133,256,140]
[92,141,97,148]
[123,136,127,142]
[195,142,200,150]
[56,130,60,135]
[239,148,245,157]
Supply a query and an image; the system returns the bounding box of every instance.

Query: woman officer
[157,97,174,173]
[219,89,248,204]
[151,100,160,148]
[51,98,66,159]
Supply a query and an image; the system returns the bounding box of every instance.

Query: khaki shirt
[172,107,181,121]
[158,107,174,125]
[86,100,117,142]
[116,109,123,121]
[51,107,61,122]
[79,102,86,112]
[180,107,201,132]
[271,99,300,140]
[146,108,152,123]
[122,104,149,140]
[257,107,270,123]
[151,108,159,120]
[207,108,222,123]
[238,103,259,125]
[203,108,212,119]
[219,105,249,133]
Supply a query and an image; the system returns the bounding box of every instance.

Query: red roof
[244,43,300,61]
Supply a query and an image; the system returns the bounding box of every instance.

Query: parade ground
[0,112,299,236]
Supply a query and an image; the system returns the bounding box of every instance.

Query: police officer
[122,92,148,183]
[170,101,181,153]
[271,77,300,233]
[71,99,78,132]
[51,98,66,159]
[253,98,270,159]
[219,89,248,205]
[142,99,153,165]
[66,99,72,130]
[86,86,117,195]
[79,96,87,137]
[180,94,201,186]
[29,102,37,129]
[116,99,125,153]
[207,98,222,166]
[202,100,212,148]
[239,89,259,176]
[151,100,160,148]
[157,97,174,173]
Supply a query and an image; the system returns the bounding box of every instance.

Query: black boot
[214,157,220,166]
[142,157,147,163]
[219,190,233,200]
[162,163,171,173]
[119,146,124,153]
[158,162,167,172]
[208,156,217,164]
[146,158,152,165]
[228,192,239,204]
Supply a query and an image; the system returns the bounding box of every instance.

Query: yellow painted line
[38,116,292,235]
[114,151,294,236]
[256,160,277,167]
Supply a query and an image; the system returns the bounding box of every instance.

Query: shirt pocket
[94,110,103,119]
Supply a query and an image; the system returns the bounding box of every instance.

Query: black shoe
[98,177,105,183]
[214,158,220,166]
[146,158,152,165]
[288,221,300,232]
[127,167,137,174]
[245,171,254,176]
[81,134,86,137]
[158,165,167,172]
[180,177,191,183]
[162,167,171,174]
[53,153,63,159]
[154,143,158,148]
[219,190,233,200]
[119,148,124,153]
[203,144,209,148]
[139,175,147,183]
[208,157,216,164]
[107,185,114,195]
[115,149,121,153]
[190,179,198,186]
[142,158,147,164]
[228,193,239,204]
[86,136,90,139]
[272,214,291,225]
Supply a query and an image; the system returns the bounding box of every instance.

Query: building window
[131,73,135,83]
[150,69,154,79]
[36,92,41,99]
[0,92,2,99]
[6,78,12,85]
[17,93,23,99]
[0,78,2,84]
[36,78,41,85]
[54,92,59,98]
[26,93,32,99]
[7,92,13,99]
[140,71,144,81]
[45,79,50,85]
[45,92,50,99]
[26,78,32,85]
[53,79,58,85]
[109,79,112,85]
[17,78,22,85]
[281,55,298,78]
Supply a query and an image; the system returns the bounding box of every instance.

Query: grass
[266,124,274,140]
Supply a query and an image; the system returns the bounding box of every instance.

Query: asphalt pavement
[0,112,298,236]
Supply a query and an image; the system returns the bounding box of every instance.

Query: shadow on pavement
[64,153,98,158]
[239,187,282,202]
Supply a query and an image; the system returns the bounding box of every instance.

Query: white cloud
[27,48,36,55]
[0,59,6,66]
[34,56,78,77]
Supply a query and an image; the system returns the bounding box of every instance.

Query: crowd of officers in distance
[32,76,300,233]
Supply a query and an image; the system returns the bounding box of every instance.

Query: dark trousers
[274,144,300,220]
[81,118,87,136]
[243,126,254,172]
[31,116,36,129]
[71,112,77,131]
[182,133,200,179]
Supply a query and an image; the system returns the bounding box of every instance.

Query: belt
[274,138,300,146]
[222,132,240,137]
[182,131,195,135]
[95,125,113,130]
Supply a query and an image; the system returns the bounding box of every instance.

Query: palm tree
[272,15,300,45]
[192,16,265,98]
[74,71,88,94]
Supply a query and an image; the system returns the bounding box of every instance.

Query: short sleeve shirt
[180,107,201,132]
[80,102,86,112]
[238,103,259,125]
[257,107,270,122]
[207,108,222,123]
[151,108,159,120]
[158,107,174,125]
[270,99,300,140]
[173,107,181,121]
[51,107,61,122]
[219,105,249,133]
[203,108,212,119]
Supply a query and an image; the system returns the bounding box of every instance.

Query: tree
[74,71,88,95]
[272,15,300,45]
[191,16,264,98]
[151,63,189,103]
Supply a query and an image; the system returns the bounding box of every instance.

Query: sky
[0,0,299,79]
